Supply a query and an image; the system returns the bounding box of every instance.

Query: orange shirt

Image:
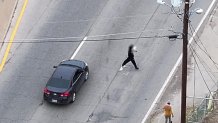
[163,104,173,117]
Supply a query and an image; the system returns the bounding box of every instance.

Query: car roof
[52,65,78,80]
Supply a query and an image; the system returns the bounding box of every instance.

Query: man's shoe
[135,67,139,70]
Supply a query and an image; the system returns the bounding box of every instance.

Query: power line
[172,7,218,71]
[190,44,218,87]
[189,23,218,68]
[3,28,175,41]
[0,35,174,44]
[192,49,196,111]
[190,46,214,96]
[188,21,218,91]
[2,4,184,44]
[170,5,184,22]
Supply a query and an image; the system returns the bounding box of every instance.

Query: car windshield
[47,78,70,89]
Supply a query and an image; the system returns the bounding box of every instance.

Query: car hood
[47,86,68,93]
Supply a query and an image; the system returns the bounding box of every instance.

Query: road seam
[0,0,28,72]
[141,0,217,122]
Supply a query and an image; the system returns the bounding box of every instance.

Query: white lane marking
[141,55,182,123]
[189,0,216,44]
[141,0,217,122]
[70,36,87,59]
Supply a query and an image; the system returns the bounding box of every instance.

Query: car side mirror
[53,66,57,68]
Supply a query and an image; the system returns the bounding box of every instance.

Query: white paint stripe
[189,0,216,44]
[141,55,182,123]
[70,36,87,59]
[141,0,217,122]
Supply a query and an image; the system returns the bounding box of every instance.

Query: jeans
[165,116,171,123]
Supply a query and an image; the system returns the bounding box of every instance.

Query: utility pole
[181,0,189,122]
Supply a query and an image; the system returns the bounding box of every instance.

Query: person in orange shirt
[163,101,174,123]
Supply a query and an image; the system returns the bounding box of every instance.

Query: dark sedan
[43,59,89,104]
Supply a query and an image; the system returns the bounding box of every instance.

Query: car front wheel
[85,71,89,81]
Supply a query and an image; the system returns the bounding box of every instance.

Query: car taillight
[61,91,70,97]
[44,87,50,95]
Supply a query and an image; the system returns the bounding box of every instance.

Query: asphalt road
[0,0,212,123]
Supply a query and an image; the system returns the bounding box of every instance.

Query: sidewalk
[0,0,17,49]
[147,3,218,123]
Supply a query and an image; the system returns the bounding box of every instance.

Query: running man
[119,44,139,71]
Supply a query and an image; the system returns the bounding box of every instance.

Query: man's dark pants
[122,57,138,69]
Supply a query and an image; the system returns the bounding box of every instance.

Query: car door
[78,68,86,83]
[72,70,84,92]
[72,72,80,92]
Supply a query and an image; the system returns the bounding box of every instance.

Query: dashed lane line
[70,36,87,59]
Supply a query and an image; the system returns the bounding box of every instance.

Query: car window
[53,66,76,80]
[47,78,70,89]
[73,71,82,83]
[61,60,84,69]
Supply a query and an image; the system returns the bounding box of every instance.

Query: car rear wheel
[70,92,76,103]
[85,71,89,81]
